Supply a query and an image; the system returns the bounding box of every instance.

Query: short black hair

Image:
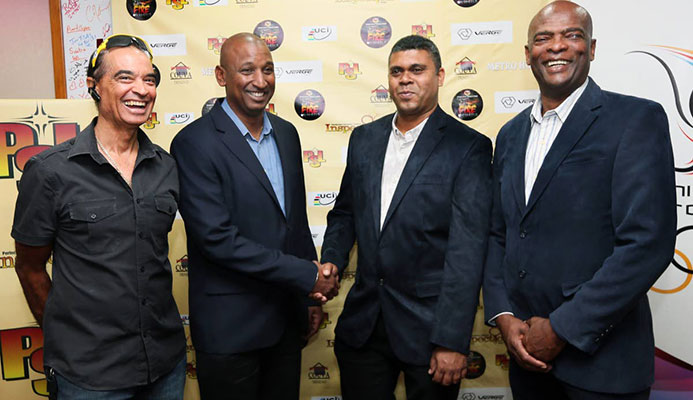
[389,35,442,70]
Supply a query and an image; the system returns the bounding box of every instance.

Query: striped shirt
[524,79,589,204]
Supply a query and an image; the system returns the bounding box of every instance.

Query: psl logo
[319,313,332,329]
[303,149,326,168]
[143,112,160,129]
[495,353,510,370]
[412,24,435,38]
[166,0,189,9]
[338,63,361,80]
[265,103,276,115]
[0,327,47,396]
[207,37,226,55]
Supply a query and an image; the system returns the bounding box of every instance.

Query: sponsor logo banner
[494,90,538,114]
[302,26,338,42]
[194,0,229,6]
[165,112,195,125]
[275,61,323,83]
[308,191,339,207]
[141,34,187,56]
[459,387,513,400]
[451,21,513,45]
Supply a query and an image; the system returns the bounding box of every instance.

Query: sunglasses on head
[87,34,160,86]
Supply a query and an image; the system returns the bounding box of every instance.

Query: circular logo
[294,89,325,121]
[651,225,693,294]
[360,17,392,49]
[126,0,157,21]
[253,20,284,52]
[201,98,217,116]
[465,350,486,379]
[451,89,483,121]
[453,0,480,7]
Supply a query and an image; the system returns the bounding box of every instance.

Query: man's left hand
[523,317,566,362]
[305,306,324,340]
[428,346,467,386]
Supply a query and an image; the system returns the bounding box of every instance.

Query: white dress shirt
[380,114,429,230]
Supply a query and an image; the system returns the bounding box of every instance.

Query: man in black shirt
[12,34,185,399]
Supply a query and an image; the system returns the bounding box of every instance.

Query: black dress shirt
[11,118,185,390]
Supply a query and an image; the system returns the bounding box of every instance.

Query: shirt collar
[391,113,429,143]
[530,78,589,124]
[68,117,161,162]
[221,98,273,140]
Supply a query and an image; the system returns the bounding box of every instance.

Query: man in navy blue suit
[170,33,338,400]
[320,35,492,400]
[483,2,676,399]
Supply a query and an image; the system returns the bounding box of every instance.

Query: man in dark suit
[170,33,338,400]
[320,35,492,400]
[483,2,677,399]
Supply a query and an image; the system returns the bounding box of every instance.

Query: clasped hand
[309,261,340,304]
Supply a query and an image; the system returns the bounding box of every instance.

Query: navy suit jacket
[321,106,492,365]
[170,99,317,354]
[483,79,677,393]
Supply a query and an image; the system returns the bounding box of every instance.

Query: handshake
[309,261,340,304]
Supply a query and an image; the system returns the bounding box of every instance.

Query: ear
[215,65,226,87]
[589,38,596,61]
[525,44,531,66]
[437,67,445,87]
[86,76,96,90]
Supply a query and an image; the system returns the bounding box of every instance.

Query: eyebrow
[534,27,585,39]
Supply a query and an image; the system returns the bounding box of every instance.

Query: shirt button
[519,270,527,279]
[378,278,384,286]
[140,266,145,273]
[138,232,144,239]
[90,213,97,220]
[136,198,141,204]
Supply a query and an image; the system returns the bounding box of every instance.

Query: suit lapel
[368,117,391,240]
[523,80,602,220]
[381,107,445,233]
[510,113,532,214]
[211,101,284,217]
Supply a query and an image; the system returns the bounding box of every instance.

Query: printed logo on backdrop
[201,66,215,76]
[459,388,511,400]
[652,225,693,294]
[465,350,486,379]
[311,396,342,400]
[471,327,503,345]
[304,149,327,168]
[127,0,157,20]
[274,61,323,83]
[0,251,16,269]
[202,98,218,115]
[450,21,513,45]
[303,26,337,42]
[495,353,510,370]
[175,254,188,274]
[338,62,361,80]
[235,0,257,4]
[310,225,327,247]
[265,103,276,115]
[143,112,160,129]
[185,335,197,379]
[254,20,284,51]
[452,89,483,121]
[309,191,339,207]
[166,113,194,125]
[494,90,538,114]
[165,0,189,10]
[180,314,190,325]
[208,36,226,55]
[412,24,435,39]
[0,103,80,180]
[455,57,477,76]
[141,34,187,56]
[320,313,332,329]
[308,362,330,381]
[453,0,480,7]
[325,115,375,134]
[360,17,392,49]
[295,90,325,120]
[194,0,228,6]
[170,62,192,82]
[326,338,335,347]
[0,327,47,395]
[488,60,531,72]
[371,85,392,103]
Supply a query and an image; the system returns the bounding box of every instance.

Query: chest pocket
[66,198,118,253]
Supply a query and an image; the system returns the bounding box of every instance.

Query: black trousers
[509,358,651,400]
[334,314,459,400]
[195,324,302,400]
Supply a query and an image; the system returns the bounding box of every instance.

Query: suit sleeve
[482,127,515,324]
[170,128,317,296]
[431,134,493,355]
[320,128,358,271]
[549,101,677,354]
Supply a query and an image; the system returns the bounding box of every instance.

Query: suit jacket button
[378,278,384,286]
[518,270,527,278]
[520,230,527,239]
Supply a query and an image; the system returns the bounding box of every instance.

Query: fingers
[509,337,550,372]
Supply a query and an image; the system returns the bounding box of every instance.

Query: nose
[251,69,268,88]
[547,36,568,53]
[399,70,414,85]
[132,78,150,96]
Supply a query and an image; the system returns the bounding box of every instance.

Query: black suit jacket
[170,99,317,354]
[321,106,492,365]
[483,79,677,393]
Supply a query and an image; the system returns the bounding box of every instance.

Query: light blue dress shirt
[221,99,286,215]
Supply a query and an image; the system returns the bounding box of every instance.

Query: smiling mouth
[247,90,267,99]
[545,60,570,68]
[124,100,147,108]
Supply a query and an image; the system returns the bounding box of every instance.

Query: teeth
[248,91,265,98]
[124,100,146,107]
[547,60,569,67]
